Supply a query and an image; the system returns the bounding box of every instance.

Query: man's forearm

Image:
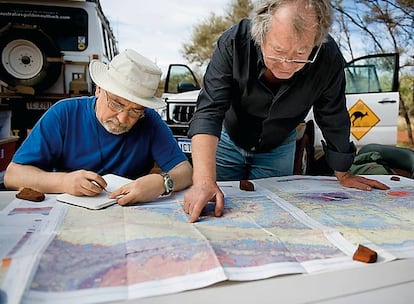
[191,134,219,184]
[168,161,193,192]
[4,162,65,193]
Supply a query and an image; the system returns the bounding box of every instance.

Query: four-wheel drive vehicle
[159,64,201,163]
[160,53,400,173]
[0,0,118,145]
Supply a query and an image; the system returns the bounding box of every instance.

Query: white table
[132,258,414,304]
[1,191,413,304]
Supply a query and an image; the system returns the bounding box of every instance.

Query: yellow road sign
[348,99,380,140]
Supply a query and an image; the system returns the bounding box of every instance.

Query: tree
[181,0,253,67]
[181,14,229,67]
[399,73,414,145]
[331,0,413,61]
[331,0,414,146]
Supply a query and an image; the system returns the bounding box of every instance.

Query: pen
[92,181,108,192]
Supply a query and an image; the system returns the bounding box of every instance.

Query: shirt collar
[255,44,267,78]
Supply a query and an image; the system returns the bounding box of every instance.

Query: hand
[183,181,224,223]
[335,171,390,191]
[62,170,107,196]
[109,174,164,205]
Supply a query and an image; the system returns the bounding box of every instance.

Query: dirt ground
[398,130,414,149]
[397,116,414,149]
[397,130,414,150]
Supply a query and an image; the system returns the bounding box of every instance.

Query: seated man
[4,49,192,205]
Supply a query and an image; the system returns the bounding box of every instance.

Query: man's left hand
[109,174,164,205]
[335,171,390,191]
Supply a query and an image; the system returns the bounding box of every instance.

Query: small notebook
[56,174,132,210]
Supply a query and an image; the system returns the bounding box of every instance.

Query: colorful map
[27,201,226,302]
[255,175,414,258]
[2,175,414,304]
[25,193,351,303]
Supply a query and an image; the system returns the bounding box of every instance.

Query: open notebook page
[56,174,132,210]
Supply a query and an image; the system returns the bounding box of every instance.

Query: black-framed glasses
[264,44,322,65]
[104,90,145,119]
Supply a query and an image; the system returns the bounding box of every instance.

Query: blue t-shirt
[12,96,187,179]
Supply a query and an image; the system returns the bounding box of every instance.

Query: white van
[0,0,118,143]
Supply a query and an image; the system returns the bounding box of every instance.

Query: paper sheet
[56,174,132,210]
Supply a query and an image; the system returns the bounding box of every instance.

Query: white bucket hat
[89,49,165,109]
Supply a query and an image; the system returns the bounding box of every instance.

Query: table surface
[1,190,413,304]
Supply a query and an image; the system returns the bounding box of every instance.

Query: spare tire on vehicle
[0,23,62,92]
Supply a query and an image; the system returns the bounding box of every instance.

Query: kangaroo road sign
[348,99,380,140]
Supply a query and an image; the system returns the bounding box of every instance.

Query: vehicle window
[166,65,199,93]
[0,4,88,51]
[345,54,397,94]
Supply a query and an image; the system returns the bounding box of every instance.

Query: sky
[99,0,230,74]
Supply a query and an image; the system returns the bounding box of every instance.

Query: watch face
[166,179,174,190]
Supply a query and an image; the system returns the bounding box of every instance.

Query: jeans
[216,128,296,181]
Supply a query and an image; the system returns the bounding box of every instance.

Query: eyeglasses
[104,91,145,119]
[264,44,322,65]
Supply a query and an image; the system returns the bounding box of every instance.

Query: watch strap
[160,172,173,196]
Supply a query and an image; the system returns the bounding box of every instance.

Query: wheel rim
[2,39,44,79]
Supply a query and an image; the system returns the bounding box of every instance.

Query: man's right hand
[183,181,225,223]
[63,170,107,196]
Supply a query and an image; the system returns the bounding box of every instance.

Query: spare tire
[0,23,62,92]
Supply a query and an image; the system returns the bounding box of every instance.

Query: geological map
[2,175,414,304]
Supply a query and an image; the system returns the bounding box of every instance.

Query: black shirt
[188,19,355,172]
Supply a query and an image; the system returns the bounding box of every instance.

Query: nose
[116,111,130,123]
[280,59,296,67]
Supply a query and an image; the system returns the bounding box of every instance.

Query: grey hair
[251,0,332,47]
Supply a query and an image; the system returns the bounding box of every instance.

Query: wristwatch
[160,172,174,196]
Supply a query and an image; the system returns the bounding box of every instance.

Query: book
[56,174,132,210]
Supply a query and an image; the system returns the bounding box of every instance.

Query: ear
[95,86,100,97]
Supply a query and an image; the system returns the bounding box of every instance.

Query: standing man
[5,49,192,205]
[184,0,388,222]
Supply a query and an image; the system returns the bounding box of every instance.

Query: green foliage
[224,0,254,24]
[181,14,229,67]
[181,0,253,67]
[400,74,414,116]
